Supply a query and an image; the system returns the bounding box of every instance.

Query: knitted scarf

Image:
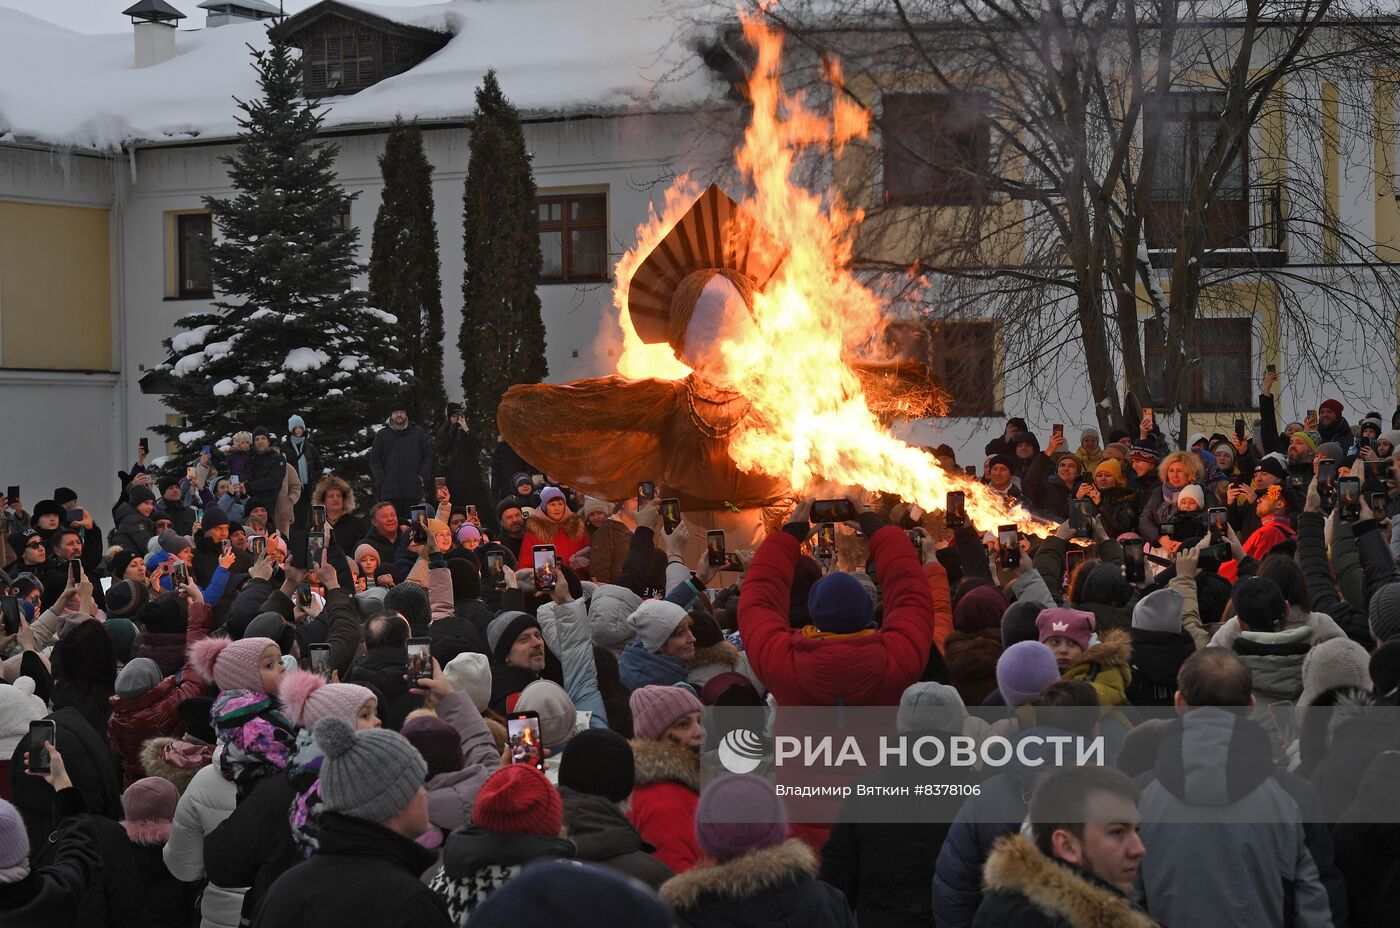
[211,689,296,801]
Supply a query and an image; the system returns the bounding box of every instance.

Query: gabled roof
[273,0,453,47]
[121,0,187,22]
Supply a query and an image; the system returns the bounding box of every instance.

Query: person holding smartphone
[517,487,588,572]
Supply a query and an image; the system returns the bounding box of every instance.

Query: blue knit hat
[807,572,874,634]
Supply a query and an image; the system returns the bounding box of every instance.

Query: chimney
[199,0,282,28]
[121,0,186,68]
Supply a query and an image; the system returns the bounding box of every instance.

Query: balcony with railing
[1145,182,1286,268]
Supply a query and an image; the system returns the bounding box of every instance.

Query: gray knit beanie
[313,716,426,824]
[897,682,967,735]
[115,657,163,701]
[1370,584,1400,645]
[1132,588,1184,635]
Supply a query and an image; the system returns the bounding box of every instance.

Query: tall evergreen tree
[370,119,445,430]
[460,70,546,446]
[157,36,401,490]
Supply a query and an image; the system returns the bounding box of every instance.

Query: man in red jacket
[739,498,942,706]
[1220,484,1296,584]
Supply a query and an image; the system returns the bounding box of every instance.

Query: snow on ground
[0,0,721,150]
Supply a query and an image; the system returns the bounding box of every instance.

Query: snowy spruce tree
[370,119,445,430]
[156,35,402,488]
[460,69,546,446]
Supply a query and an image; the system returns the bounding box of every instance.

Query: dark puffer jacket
[660,839,855,928]
[559,786,673,889]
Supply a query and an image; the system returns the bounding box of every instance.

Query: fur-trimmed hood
[981,834,1156,928]
[630,737,702,792]
[661,839,816,909]
[525,510,586,543]
[122,819,172,846]
[1067,628,1132,673]
[140,736,213,794]
[689,640,741,670]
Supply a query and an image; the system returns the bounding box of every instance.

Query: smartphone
[1317,459,1338,496]
[202,444,211,456]
[309,642,332,682]
[1208,506,1228,541]
[410,505,431,544]
[1065,548,1086,586]
[816,522,837,549]
[945,490,967,529]
[192,507,203,525]
[248,534,266,558]
[706,530,726,567]
[1266,363,1276,374]
[1371,492,1389,520]
[5,485,16,503]
[507,710,546,769]
[68,561,81,585]
[532,545,557,591]
[295,581,312,608]
[531,474,544,490]
[1364,461,1389,486]
[1143,407,1153,422]
[1053,423,1064,436]
[660,499,682,535]
[406,637,432,680]
[908,530,925,563]
[485,551,506,590]
[1307,409,1317,421]
[434,476,446,490]
[221,539,232,556]
[171,560,189,588]
[306,531,325,568]
[1235,418,1247,440]
[139,436,150,453]
[27,720,55,774]
[1339,476,1362,521]
[811,499,858,523]
[310,505,326,533]
[465,504,477,520]
[1121,538,1146,583]
[0,597,19,636]
[997,524,1019,569]
[1069,498,1094,539]
[230,475,240,486]
[637,481,656,505]
[723,553,744,572]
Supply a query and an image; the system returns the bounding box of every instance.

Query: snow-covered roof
[0,0,722,151]
[197,0,282,13]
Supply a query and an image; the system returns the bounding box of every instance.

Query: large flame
[614,13,1047,534]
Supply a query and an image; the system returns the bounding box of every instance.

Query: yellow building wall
[1374,78,1400,261]
[0,201,112,370]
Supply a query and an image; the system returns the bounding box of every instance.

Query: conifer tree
[460,69,546,446]
[157,36,402,490]
[370,119,445,430]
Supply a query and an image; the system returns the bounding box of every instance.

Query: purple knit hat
[0,799,28,869]
[538,487,566,511]
[996,641,1062,706]
[629,685,703,741]
[696,773,788,862]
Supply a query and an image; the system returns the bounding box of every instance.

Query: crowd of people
[0,380,1397,927]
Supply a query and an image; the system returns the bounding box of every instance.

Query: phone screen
[171,561,188,588]
[1070,498,1094,537]
[997,525,1019,569]
[638,481,656,504]
[1339,477,1362,521]
[310,505,326,533]
[908,530,925,564]
[486,552,506,589]
[1208,507,1228,540]
[309,643,332,681]
[230,475,240,486]
[69,560,82,585]
[28,721,55,773]
[1065,548,1085,588]
[1371,492,1389,520]
[1053,424,1063,436]
[249,535,266,558]
[406,638,432,679]
[434,476,447,490]
[465,504,477,518]
[507,712,546,769]
[532,545,557,591]
[945,491,967,529]
[307,532,325,568]
[706,530,726,567]
[1365,461,1390,485]
[816,522,837,549]
[811,499,858,523]
[531,474,544,490]
[660,499,682,535]
[1122,538,1146,583]
[1317,459,1338,495]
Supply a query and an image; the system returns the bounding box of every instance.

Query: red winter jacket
[107,602,212,786]
[740,525,938,706]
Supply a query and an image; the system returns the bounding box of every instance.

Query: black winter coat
[661,839,855,928]
[205,764,315,925]
[128,835,201,928]
[1334,750,1400,928]
[345,646,422,730]
[370,421,432,500]
[559,786,673,889]
[0,789,102,928]
[436,423,496,531]
[280,435,321,491]
[251,812,451,928]
[246,450,287,509]
[1126,627,1197,709]
[109,502,153,555]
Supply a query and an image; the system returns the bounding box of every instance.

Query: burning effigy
[498,14,1042,546]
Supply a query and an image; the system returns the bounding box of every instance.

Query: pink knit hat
[1036,607,1096,651]
[629,685,703,741]
[279,670,376,729]
[188,637,279,693]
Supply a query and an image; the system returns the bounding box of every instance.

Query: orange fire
[613,13,1048,535]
